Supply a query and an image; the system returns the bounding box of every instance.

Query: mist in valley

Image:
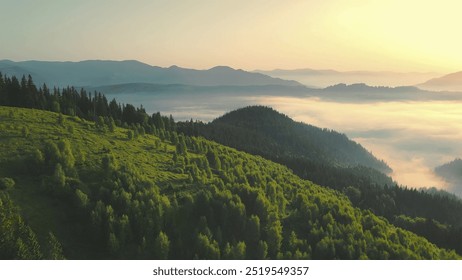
[254,70,440,89]
[104,89,462,196]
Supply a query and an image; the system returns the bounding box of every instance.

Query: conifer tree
[154,231,170,259]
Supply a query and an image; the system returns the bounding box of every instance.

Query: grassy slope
[0,106,459,259]
[0,106,185,258]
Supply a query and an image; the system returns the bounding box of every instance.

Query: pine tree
[0,178,15,190]
[57,113,64,125]
[127,130,134,140]
[47,232,65,260]
[154,231,170,259]
[53,163,66,188]
[107,117,116,132]
[21,126,29,138]
[58,139,75,172]
[256,240,268,259]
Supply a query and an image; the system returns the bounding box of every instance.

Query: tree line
[0,73,176,134]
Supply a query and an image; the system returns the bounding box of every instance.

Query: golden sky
[1,0,461,72]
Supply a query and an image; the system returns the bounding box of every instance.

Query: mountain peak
[209,65,235,71]
[211,106,391,174]
[215,105,287,122]
[418,71,462,92]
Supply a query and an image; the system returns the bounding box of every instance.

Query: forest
[0,73,461,259]
[435,158,462,183]
[177,106,462,254]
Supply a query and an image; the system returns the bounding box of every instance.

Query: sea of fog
[105,91,462,195]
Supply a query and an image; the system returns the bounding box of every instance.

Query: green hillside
[178,106,396,209]
[0,106,458,259]
[178,106,462,255]
[198,106,391,173]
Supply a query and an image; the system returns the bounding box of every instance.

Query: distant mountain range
[418,71,462,92]
[94,80,460,104]
[257,67,462,92]
[255,68,440,88]
[316,83,438,102]
[0,59,302,88]
[2,59,462,102]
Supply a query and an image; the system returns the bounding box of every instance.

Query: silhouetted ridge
[211,106,391,173]
[435,158,462,183]
[0,60,303,88]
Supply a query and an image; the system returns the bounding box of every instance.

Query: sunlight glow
[1,0,461,72]
[253,96,462,189]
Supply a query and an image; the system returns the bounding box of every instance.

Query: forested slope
[0,106,458,259]
[200,106,391,173]
[435,158,462,183]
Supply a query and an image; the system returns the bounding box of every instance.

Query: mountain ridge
[435,159,462,184]
[0,59,303,88]
[419,71,462,92]
[255,68,440,88]
[183,105,392,174]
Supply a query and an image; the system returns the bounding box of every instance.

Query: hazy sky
[1,0,461,72]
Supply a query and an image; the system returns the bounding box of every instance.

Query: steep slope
[178,106,462,255]
[200,106,391,173]
[0,60,302,88]
[0,106,458,259]
[434,159,462,197]
[435,158,462,183]
[419,71,462,92]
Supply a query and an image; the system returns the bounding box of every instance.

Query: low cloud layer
[106,92,462,192]
[256,97,462,189]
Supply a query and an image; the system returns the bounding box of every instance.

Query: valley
[2,73,462,259]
